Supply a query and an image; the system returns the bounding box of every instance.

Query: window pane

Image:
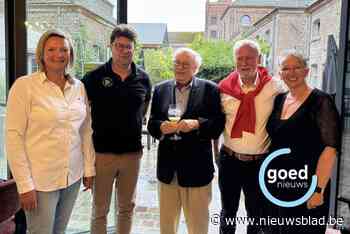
[240,15,251,26]
[26,0,117,232]
[312,19,321,38]
[127,1,226,233]
[337,19,350,230]
[0,0,7,179]
[27,0,115,79]
[210,16,217,25]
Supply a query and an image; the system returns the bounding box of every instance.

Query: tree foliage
[72,24,99,79]
[190,34,233,69]
[133,40,143,65]
[191,34,271,82]
[190,34,234,81]
[136,34,271,85]
[143,48,174,84]
[255,36,270,55]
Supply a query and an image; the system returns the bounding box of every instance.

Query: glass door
[0,0,8,179]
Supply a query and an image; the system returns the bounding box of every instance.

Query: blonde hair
[35,29,74,73]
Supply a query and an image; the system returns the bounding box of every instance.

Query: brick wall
[205,0,231,39]
[219,6,273,41]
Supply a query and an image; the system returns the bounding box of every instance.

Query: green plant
[192,34,271,82]
[190,34,234,82]
[135,34,271,85]
[133,40,143,65]
[72,24,99,79]
[143,48,174,84]
[255,37,270,55]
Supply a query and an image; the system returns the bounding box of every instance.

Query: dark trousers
[218,149,266,234]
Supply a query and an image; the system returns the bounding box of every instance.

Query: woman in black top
[265,51,341,234]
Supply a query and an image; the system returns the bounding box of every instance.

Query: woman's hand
[20,190,37,211]
[83,176,94,191]
[307,193,324,209]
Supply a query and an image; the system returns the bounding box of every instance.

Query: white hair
[173,47,202,74]
[233,39,261,56]
[278,49,307,67]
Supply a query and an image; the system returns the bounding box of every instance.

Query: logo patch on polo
[102,77,113,88]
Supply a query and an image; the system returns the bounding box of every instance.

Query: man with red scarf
[217,39,283,234]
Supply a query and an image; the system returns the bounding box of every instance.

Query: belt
[221,145,266,161]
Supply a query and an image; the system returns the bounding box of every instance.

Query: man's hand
[177,119,199,133]
[160,121,178,135]
[20,190,37,211]
[307,193,324,209]
[83,176,94,191]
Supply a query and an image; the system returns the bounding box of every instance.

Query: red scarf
[219,67,271,138]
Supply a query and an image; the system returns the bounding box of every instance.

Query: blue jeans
[25,179,81,234]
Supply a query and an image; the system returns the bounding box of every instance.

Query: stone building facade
[306,0,342,89]
[219,5,273,41]
[244,0,341,88]
[207,0,312,42]
[206,0,341,89]
[245,8,309,75]
[26,0,117,75]
[205,0,231,40]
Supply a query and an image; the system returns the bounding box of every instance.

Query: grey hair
[279,50,307,67]
[35,29,74,74]
[233,39,261,56]
[173,47,202,74]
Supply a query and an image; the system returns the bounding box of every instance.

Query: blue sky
[128,0,207,32]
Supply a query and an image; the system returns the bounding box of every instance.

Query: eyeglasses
[173,61,191,69]
[280,67,305,75]
[112,43,133,51]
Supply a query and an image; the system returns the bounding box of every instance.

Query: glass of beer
[168,104,182,140]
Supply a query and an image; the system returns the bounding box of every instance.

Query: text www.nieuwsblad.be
[210,214,344,227]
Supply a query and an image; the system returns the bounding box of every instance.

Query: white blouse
[5,72,95,194]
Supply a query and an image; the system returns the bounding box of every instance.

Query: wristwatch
[315,186,324,194]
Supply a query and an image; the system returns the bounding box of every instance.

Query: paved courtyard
[66,134,248,234]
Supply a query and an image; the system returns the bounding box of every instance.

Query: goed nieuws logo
[258,148,318,208]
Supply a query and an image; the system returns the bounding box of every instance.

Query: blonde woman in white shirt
[5,30,95,234]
